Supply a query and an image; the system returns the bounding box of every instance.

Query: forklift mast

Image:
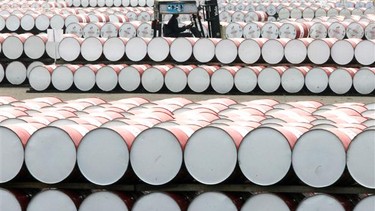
[152,0,221,38]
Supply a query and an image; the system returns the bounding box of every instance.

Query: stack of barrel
[0,96,374,210]
[0,0,374,209]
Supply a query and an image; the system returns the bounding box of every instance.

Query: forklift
[152,0,222,38]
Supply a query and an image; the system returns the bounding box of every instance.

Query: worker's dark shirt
[164,16,186,37]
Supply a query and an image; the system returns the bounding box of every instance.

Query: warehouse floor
[1,85,374,104]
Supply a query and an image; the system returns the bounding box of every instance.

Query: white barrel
[141,65,171,92]
[165,65,194,93]
[225,22,244,38]
[329,68,358,94]
[125,11,138,22]
[35,14,51,31]
[261,22,280,39]
[96,65,123,92]
[297,194,348,211]
[27,190,78,211]
[303,7,315,19]
[347,130,375,188]
[137,11,152,22]
[118,22,137,38]
[188,192,238,211]
[365,23,375,40]
[328,22,348,39]
[0,123,44,183]
[6,14,22,32]
[211,66,241,94]
[3,34,31,60]
[137,22,153,38]
[50,14,66,30]
[74,65,102,92]
[29,65,55,91]
[188,65,218,93]
[192,38,219,63]
[130,126,187,185]
[291,8,303,19]
[346,21,366,39]
[59,36,82,62]
[262,38,289,64]
[81,37,105,62]
[65,14,90,28]
[82,22,102,38]
[234,66,262,93]
[66,23,84,38]
[24,34,47,60]
[281,66,311,93]
[241,193,292,211]
[118,64,149,92]
[278,7,291,20]
[147,37,173,62]
[219,11,232,22]
[307,38,336,65]
[5,61,27,85]
[25,125,90,184]
[52,65,81,91]
[134,192,188,211]
[309,22,329,39]
[125,37,148,62]
[20,14,37,31]
[353,67,375,95]
[258,66,287,93]
[239,126,307,185]
[242,22,263,39]
[77,126,138,185]
[355,40,375,66]
[232,11,245,22]
[170,37,196,63]
[0,188,27,211]
[79,191,131,211]
[284,38,313,64]
[184,126,240,184]
[238,38,267,64]
[100,22,120,38]
[331,39,361,65]
[292,128,355,187]
[315,8,327,17]
[305,67,334,93]
[354,195,375,211]
[279,22,309,39]
[103,37,126,62]
[215,38,241,64]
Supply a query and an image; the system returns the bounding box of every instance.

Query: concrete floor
[0,85,373,104]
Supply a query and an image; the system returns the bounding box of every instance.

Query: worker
[163,14,194,37]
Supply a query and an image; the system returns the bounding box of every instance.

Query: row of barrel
[0,96,374,188]
[0,8,156,32]
[66,0,156,7]
[25,64,375,95]
[1,188,374,211]
[0,1,68,10]
[54,36,375,65]
[224,16,375,40]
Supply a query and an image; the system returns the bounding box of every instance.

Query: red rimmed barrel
[77,124,148,185]
[130,124,200,185]
[292,127,361,187]
[79,191,135,211]
[0,123,45,183]
[25,124,96,184]
[26,189,82,211]
[353,67,375,95]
